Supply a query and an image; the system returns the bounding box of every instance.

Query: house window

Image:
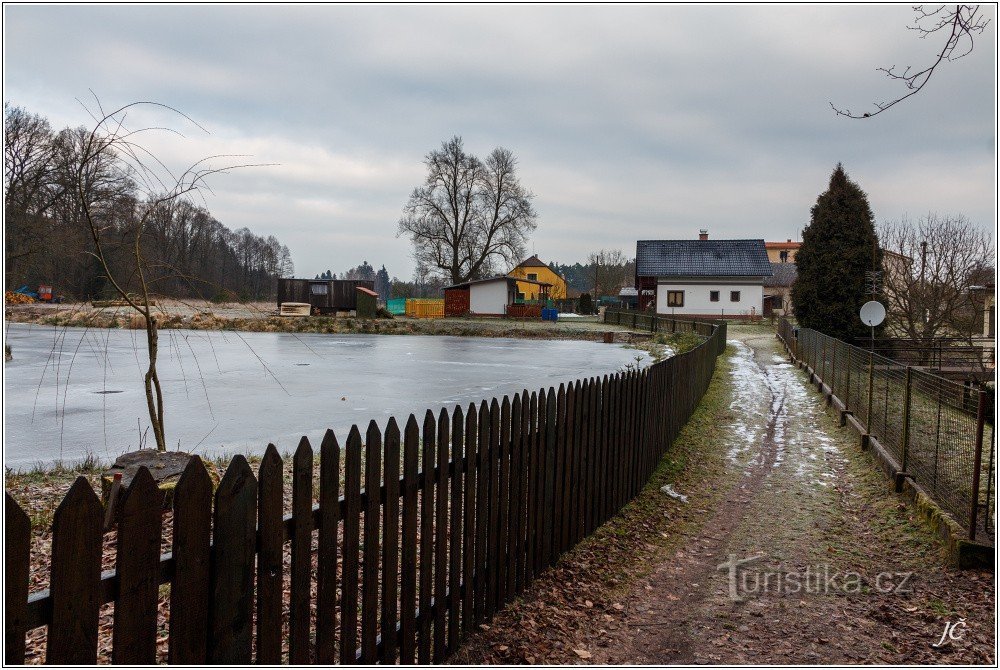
[779,250,788,263]
[667,290,685,307]
[527,273,537,281]
[730,290,741,302]
[310,283,329,295]
[710,290,720,302]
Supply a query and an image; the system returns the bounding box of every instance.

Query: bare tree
[832,5,990,119]
[73,99,260,451]
[397,136,537,284]
[587,248,632,298]
[880,214,994,345]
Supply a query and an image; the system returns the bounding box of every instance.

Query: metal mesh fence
[777,319,994,544]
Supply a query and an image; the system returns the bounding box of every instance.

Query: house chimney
[699,229,709,241]
[787,239,792,243]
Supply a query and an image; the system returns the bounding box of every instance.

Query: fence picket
[418,410,435,663]
[316,430,341,664]
[290,437,313,664]
[208,455,257,665]
[400,415,420,664]
[523,391,537,585]
[447,405,465,652]
[474,400,491,625]
[255,445,283,664]
[461,404,477,634]
[113,467,165,665]
[433,409,449,661]
[5,494,29,665]
[496,397,512,608]
[542,388,558,566]
[361,421,383,663]
[169,456,212,665]
[506,394,524,600]
[382,418,401,664]
[340,426,363,664]
[46,477,102,664]
[486,398,501,618]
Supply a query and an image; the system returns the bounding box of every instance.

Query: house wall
[763,287,792,316]
[655,278,764,317]
[470,281,511,315]
[766,246,799,263]
[444,288,471,316]
[509,265,567,299]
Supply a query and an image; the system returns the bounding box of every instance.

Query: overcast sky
[4,5,996,280]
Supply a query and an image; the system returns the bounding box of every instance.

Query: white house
[635,232,772,318]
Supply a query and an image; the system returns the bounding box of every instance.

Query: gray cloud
[4,5,995,278]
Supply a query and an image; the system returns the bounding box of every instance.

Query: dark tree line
[4,104,292,301]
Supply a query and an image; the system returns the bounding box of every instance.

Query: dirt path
[453,326,994,665]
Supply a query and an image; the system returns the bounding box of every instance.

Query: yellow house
[508,255,567,300]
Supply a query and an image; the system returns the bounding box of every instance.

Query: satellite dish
[859,300,886,327]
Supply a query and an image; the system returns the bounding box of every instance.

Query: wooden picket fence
[5,317,726,665]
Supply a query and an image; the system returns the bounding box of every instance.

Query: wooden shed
[277,278,375,315]
[355,286,378,318]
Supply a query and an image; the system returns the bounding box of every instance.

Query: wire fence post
[829,340,837,402]
[968,389,987,541]
[900,366,912,476]
[844,345,852,413]
[866,350,875,439]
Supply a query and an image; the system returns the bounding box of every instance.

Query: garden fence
[5,314,726,665]
[777,318,994,544]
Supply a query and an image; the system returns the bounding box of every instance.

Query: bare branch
[831,4,989,119]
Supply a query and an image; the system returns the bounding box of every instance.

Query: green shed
[356,286,378,318]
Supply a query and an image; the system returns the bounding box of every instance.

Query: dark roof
[763,262,798,287]
[636,239,772,278]
[516,254,549,268]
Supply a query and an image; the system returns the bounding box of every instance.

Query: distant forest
[4,104,292,301]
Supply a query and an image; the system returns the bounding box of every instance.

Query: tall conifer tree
[792,164,882,340]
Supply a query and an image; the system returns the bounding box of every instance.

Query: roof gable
[636,239,772,278]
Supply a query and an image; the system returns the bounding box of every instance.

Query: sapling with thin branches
[74,98,263,451]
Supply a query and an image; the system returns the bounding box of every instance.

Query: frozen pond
[3,324,647,468]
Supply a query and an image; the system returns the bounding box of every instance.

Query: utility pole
[920,240,928,326]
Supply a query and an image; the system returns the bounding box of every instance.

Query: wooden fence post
[207,456,257,665]
[433,409,450,662]
[383,418,402,664]
[474,401,491,626]
[5,494,29,666]
[169,457,213,665]
[255,446,284,664]
[361,421,383,663]
[447,406,465,653]
[316,430,341,664]
[47,478,103,664]
[461,404,478,634]
[400,415,420,664]
[290,437,313,664]
[340,426,363,664]
[113,467,165,665]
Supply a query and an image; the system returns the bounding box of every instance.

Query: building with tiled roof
[635,230,771,318]
[508,254,567,300]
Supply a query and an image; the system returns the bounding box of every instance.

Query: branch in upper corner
[831,4,990,119]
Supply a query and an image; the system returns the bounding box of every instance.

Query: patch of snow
[660,483,689,503]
